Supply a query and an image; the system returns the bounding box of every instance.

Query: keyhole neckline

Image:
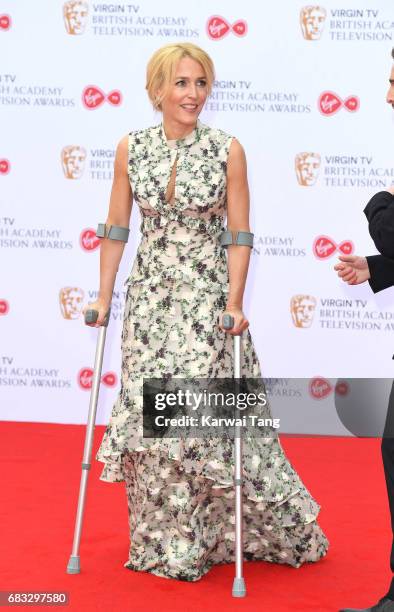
[165,154,178,206]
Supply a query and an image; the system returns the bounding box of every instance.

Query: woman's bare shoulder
[112,134,130,176]
[117,134,129,154]
[229,137,245,154]
[228,137,246,167]
[114,134,130,166]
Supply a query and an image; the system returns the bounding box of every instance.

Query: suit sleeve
[366,254,394,293]
[364,191,394,258]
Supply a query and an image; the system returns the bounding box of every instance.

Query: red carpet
[1,422,391,612]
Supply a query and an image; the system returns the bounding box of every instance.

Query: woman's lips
[180,104,198,112]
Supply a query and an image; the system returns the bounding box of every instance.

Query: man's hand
[334,255,371,285]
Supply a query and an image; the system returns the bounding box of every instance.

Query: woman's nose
[187,85,197,99]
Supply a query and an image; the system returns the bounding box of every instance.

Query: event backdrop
[1,1,394,433]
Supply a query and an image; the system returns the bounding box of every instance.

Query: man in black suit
[335,49,394,612]
[335,188,394,293]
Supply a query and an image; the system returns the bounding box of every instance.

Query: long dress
[95,119,329,581]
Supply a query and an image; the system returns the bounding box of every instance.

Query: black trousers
[382,382,394,599]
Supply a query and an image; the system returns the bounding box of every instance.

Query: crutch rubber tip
[232,577,246,597]
[66,555,80,574]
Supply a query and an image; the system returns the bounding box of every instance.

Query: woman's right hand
[82,298,110,328]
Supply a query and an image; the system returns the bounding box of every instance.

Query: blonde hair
[146,43,215,110]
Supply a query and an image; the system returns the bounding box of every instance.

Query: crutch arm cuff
[96,223,130,243]
[219,230,254,248]
[219,230,233,247]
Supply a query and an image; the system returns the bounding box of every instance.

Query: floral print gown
[95,119,329,581]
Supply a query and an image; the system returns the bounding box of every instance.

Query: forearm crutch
[67,223,128,574]
[222,313,246,598]
[220,228,253,597]
[66,308,110,574]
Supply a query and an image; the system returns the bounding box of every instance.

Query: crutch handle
[84,309,111,327]
[222,313,235,330]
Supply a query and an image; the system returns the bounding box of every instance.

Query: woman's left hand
[218,306,249,335]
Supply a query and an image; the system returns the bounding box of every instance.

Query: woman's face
[158,57,209,128]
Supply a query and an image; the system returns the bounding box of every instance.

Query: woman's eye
[175,79,206,87]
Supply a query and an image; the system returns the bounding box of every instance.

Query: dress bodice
[125,120,234,292]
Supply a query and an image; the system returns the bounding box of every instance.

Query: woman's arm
[219,138,251,335]
[83,134,132,326]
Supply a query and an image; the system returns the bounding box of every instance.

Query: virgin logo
[206,16,247,40]
[80,228,100,252]
[82,86,122,110]
[313,235,354,259]
[0,159,10,174]
[309,377,349,400]
[0,299,9,315]
[318,91,359,116]
[78,368,117,390]
[0,15,11,30]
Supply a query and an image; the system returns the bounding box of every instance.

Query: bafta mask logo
[300,6,326,40]
[295,152,321,186]
[290,294,317,328]
[59,287,85,320]
[78,368,117,390]
[0,299,9,315]
[63,1,89,35]
[61,145,86,179]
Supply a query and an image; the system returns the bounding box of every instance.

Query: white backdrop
[1,1,394,430]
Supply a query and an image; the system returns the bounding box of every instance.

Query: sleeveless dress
[95,119,329,581]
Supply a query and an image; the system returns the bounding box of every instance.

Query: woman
[84,42,329,581]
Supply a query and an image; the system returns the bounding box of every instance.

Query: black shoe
[339,597,394,612]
